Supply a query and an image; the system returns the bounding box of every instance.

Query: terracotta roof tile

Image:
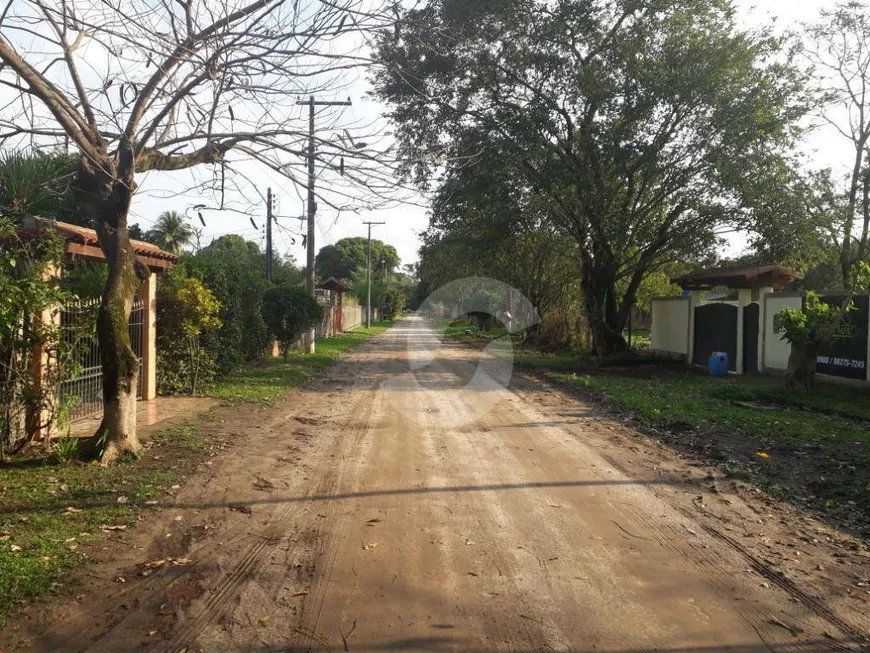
[22,217,178,262]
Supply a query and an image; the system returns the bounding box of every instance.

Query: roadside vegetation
[210,322,391,404]
[0,424,207,625]
[521,347,870,536]
[562,370,870,535]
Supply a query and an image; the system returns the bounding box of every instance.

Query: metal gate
[59,299,144,422]
[692,303,737,370]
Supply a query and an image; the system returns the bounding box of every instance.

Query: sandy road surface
[10,317,870,652]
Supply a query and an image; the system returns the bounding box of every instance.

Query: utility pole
[265,187,273,282]
[297,95,352,353]
[363,221,385,327]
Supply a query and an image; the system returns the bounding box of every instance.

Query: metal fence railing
[58,298,144,423]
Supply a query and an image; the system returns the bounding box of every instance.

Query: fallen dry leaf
[10,544,22,552]
[755,450,771,459]
[101,525,127,531]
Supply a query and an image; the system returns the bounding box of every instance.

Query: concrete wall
[342,304,364,331]
[762,293,802,372]
[651,297,690,358]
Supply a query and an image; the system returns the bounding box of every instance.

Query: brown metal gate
[692,303,738,371]
[59,299,144,422]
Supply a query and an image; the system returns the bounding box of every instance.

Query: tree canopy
[315,237,400,282]
[374,0,810,354]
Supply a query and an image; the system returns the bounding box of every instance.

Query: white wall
[651,297,690,357]
[762,294,802,371]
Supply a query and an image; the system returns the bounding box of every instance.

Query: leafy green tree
[315,237,400,282]
[381,286,406,319]
[261,285,324,360]
[147,211,195,255]
[174,278,222,395]
[0,218,72,452]
[374,0,809,355]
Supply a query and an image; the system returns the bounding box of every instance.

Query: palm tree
[147,211,194,254]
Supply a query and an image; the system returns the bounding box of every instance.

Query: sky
[129,0,848,268]
[4,0,848,269]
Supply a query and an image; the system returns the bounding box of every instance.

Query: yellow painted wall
[651,297,690,356]
[763,294,802,370]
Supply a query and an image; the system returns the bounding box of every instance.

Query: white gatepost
[757,286,773,375]
[735,288,752,374]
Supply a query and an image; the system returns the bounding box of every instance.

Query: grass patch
[553,370,870,533]
[510,345,870,532]
[209,321,391,404]
[0,424,207,624]
[556,373,870,445]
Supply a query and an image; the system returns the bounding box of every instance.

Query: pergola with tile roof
[13,217,177,437]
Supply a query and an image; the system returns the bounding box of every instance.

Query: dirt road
[12,317,870,652]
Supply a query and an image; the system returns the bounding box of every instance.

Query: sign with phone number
[816,295,869,380]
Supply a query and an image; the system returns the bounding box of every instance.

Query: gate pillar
[138,272,158,401]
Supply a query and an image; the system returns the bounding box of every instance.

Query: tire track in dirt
[281,350,401,651]
[75,340,393,653]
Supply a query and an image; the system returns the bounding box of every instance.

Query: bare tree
[805,0,870,284]
[0,0,399,462]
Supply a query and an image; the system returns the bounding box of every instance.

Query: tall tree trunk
[75,149,149,463]
[582,264,628,356]
[94,230,144,462]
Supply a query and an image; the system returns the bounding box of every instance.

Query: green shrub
[156,276,222,395]
[53,436,80,463]
[261,284,323,359]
